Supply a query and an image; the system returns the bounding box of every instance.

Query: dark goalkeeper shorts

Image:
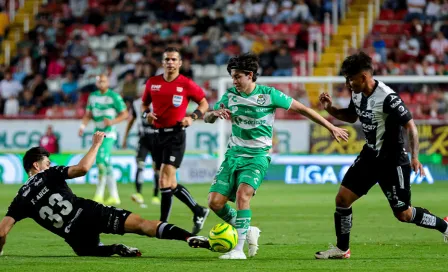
[65,199,131,254]
[341,155,412,213]
[151,128,186,170]
[136,135,154,162]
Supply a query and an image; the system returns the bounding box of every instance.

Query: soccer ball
[208,223,238,253]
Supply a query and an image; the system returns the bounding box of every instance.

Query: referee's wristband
[190,109,203,120]
[142,109,151,119]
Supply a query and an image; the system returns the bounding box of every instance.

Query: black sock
[411,207,448,233]
[173,184,202,214]
[153,173,160,197]
[335,206,352,251]
[156,222,192,241]
[160,188,173,222]
[135,167,143,194]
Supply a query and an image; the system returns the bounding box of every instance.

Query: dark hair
[340,51,373,77]
[227,53,259,82]
[23,147,50,173]
[164,47,182,59]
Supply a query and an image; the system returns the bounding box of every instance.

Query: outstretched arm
[0,216,15,255]
[67,132,106,178]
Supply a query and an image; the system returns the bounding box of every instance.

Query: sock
[153,172,160,197]
[135,162,144,194]
[234,209,251,252]
[335,206,352,251]
[156,222,192,241]
[160,188,173,222]
[106,166,119,199]
[410,207,448,233]
[95,165,106,198]
[215,203,237,226]
[173,184,202,214]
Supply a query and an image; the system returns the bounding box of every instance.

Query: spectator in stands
[405,0,427,22]
[47,55,66,78]
[106,64,118,89]
[34,47,50,76]
[293,0,312,22]
[117,72,138,103]
[39,125,59,154]
[3,95,19,116]
[426,0,442,23]
[13,48,33,83]
[372,34,387,62]
[67,35,89,59]
[0,71,23,103]
[194,34,213,64]
[430,31,448,63]
[273,47,294,76]
[180,59,194,78]
[416,60,437,75]
[28,73,49,102]
[61,71,79,104]
[19,89,36,115]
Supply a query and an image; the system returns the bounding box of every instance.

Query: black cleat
[187,236,211,250]
[192,207,210,235]
[114,244,142,257]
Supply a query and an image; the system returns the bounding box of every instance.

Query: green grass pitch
[0,182,447,271]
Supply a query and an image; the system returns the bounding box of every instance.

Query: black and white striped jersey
[347,80,412,165]
[132,98,154,137]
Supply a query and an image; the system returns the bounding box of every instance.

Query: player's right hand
[212,109,231,120]
[329,125,349,143]
[78,128,84,137]
[319,92,333,110]
[92,131,106,145]
[146,112,157,125]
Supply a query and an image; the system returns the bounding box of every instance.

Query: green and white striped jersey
[214,84,293,157]
[86,89,127,140]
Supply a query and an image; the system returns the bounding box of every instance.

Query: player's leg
[379,164,448,239]
[151,164,160,205]
[93,141,108,203]
[208,157,237,226]
[103,138,120,205]
[315,156,377,259]
[132,137,148,207]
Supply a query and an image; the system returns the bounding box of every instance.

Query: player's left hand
[103,118,113,127]
[180,116,193,127]
[329,125,349,142]
[411,157,425,177]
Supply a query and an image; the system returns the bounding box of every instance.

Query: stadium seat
[379,9,395,20]
[288,23,301,35]
[82,24,97,36]
[96,51,108,64]
[372,24,388,34]
[218,65,228,76]
[124,24,140,36]
[244,23,259,34]
[388,23,402,34]
[274,24,289,34]
[412,93,429,104]
[191,64,204,77]
[260,23,274,35]
[399,92,412,105]
[202,64,219,78]
[395,10,408,20]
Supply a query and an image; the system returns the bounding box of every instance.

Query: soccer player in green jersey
[203,53,349,259]
[79,74,129,205]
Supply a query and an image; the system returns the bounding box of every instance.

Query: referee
[142,47,210,235]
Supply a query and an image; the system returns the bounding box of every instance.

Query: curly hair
[227,53,259,82]
[340,51,373,77]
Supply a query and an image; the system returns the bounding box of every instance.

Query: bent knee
[335,194,352,208]
[394,210,413,222]
[208,197,225,212]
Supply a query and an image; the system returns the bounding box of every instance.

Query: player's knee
[136,159,145,171]
[235,188,252,205]
[335,194,351,208]
[394,210,412,222]
[208,197,225,212]
[98,164,106,176]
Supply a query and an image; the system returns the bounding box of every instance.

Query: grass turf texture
[0,182,447,271]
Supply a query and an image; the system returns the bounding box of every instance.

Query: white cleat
[315,244,351,259]
[246,226,261,257]
[219,249,247,260]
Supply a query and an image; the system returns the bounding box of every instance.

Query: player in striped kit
[204,53,349,259]
[122,97,160,207]
[79,74,128,205]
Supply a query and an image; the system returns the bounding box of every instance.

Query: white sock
[234,227,247,251]
[106,175,119,199]
[95,175,106,198]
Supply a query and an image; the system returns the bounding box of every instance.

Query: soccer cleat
[187,236,211,250]
[219,249,247,260]
[114,244,142,257]
[105,197,121,206]
[246,226,261,257]
[131,193,144,204]
[443,217,448,243]
[192,207,210,235]
[151,196,161,205]
[93,194,104,204]
[315,244,351,259]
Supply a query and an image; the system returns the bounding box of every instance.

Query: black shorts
[136,134,154,162]
[151,128,186,170]
[65,199,131,254]
[341,155,412,212]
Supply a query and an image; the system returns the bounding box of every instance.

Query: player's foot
[114,244,141,257]
[443,217,448,243]
[93,194,104,204]
[192,207,210,235]
[315,244,351,259]
[246,226,261,257]
[131,193,144,204]
[219,249,247,260]
[187,236,211,250]
[105,197,121,206]
[151,196,161,205]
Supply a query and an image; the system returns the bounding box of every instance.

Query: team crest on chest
[256,95,266,105]
[369,99,375,108]
[172,95,183,107]
[176,87,183,93]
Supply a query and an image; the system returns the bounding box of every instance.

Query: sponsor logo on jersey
[355,108,374,119]
[176,87,183,92]
[234,116,267,126]
[398,106,405,112]
[362,123,377,131]
[389,95,398,102]
[256,95,266,105]
[172,95,183,107]
[231,106,238,113]
[369,99,375,108]
[390,99,402,108]
[151,85,161,91]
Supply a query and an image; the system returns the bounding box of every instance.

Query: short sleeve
[142,79,152,105]
[45,166,70,181]
[383,93,412,125]
[270,88,293,110]
[5,194,27,221]
[187,79,206,104]
[114,94,127,113]
[213,92,229,110]
[348,99,356,115]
